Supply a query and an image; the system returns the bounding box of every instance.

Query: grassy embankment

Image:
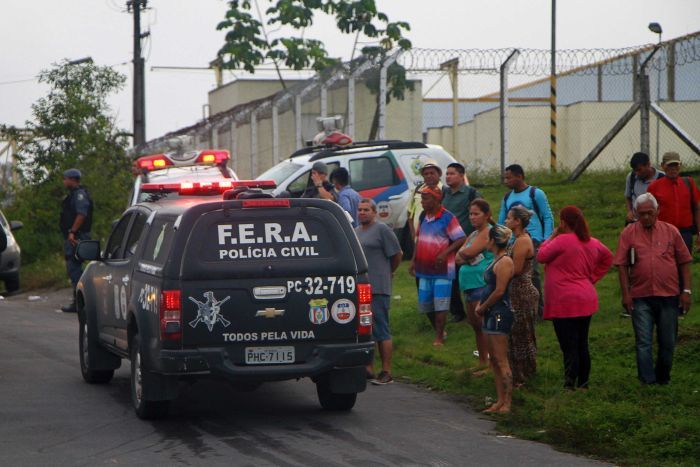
[388,171,700,466]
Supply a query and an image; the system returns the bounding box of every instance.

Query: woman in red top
[536,206,613,389]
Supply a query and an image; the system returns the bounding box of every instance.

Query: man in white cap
[60,168,93,313]
[406,159,444,329]
[407,159,443,242]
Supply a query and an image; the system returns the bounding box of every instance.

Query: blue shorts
[463,286,486,303]
[371,295,391,342]
[418,278,452,313]
[482,307,514,335]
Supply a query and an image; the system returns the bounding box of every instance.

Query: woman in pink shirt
[537,206,613,389]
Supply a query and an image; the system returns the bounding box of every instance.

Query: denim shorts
[482,307,514,335]
[418,278,452,313]
[463,286,486,303]
[371,295,391,342]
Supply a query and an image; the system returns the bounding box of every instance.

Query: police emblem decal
[331,299,356,324]
[308,298,329,325]
[188,291,232,332]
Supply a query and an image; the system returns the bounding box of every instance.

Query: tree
[216,0,413,139]
[2,61,132,264]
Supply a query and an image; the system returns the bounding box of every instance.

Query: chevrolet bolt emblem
[256,307,285,318]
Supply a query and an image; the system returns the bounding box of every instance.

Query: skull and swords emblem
[188,291,231,331]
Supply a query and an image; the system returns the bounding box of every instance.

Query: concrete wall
[207,78,424,179]
[208,79,306,116]
[427,101,700,173]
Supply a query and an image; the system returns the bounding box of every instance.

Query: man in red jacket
[647,151,700,254]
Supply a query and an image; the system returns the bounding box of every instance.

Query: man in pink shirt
[614,193,692,385]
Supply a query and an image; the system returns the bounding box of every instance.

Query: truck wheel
[79,317,114,384]
[316,379,357,411]
[130,334,169,419]
[4,272,19,293]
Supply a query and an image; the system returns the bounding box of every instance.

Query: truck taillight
[357,283,372,336]
[160,290,181,341]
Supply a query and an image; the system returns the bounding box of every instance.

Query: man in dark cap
[301,161,336,201]
[330,167,361,226]
[60,168,93,313]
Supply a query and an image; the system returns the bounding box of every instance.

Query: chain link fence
[419,34,700,176]
[139,32,700,180]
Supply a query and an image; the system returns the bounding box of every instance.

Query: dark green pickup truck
[75,182,373,419]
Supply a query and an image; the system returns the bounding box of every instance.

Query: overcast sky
[1,0,698,142]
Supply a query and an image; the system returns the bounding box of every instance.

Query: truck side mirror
[9,220,23,232]
[75,240,102,261]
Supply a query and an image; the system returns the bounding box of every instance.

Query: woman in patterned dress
[505,205,539,386]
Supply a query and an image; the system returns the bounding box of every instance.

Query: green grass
[5,253,68,293]
[387,171,700,466]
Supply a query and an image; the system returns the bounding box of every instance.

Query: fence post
[639,45,662,156]
[320,84,328,118]
[440,58,459,158]
[251,112,258,178]
[379,51,401,140]
[347,76,355,138]
[230,120,237,172]
[295,95,302,149]
[347,58,375,139]
[211,124,218,149]
[500,50,520,174]
[272,102,279,164]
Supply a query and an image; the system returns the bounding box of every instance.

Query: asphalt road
[0,288,608,467]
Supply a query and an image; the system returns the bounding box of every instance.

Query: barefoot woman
[476,225,515,413]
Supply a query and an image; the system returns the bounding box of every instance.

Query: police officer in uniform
[60,168,93,313]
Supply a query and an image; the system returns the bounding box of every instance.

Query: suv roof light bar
[140,179,276,196]
[289,140,404,158]
[135,149,231,175]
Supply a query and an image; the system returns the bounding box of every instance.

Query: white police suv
[257,138,458,253]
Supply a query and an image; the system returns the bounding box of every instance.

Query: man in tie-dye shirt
[409,185,466,346]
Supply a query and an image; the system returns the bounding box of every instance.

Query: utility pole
[128,0,148,148]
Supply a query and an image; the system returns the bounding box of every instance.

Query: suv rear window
[349,156,398,191]
[257,161,304,185]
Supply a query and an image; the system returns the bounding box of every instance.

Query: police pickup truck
[75,180,373,419]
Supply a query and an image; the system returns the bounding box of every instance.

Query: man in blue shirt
[497,164,553,318]
[331,167,361,227]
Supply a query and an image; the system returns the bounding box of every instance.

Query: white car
[257,140,458,252]
[128,150,238,206]
[0,210,23,294]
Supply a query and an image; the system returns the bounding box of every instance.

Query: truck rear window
[181,207,359,279]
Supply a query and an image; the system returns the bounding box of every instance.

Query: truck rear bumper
[158,342,374,382]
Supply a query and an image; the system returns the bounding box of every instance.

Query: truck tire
[79,314,114,384]
[316,379,357,411]
[4,272,19,293]
[130,334,169,419]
